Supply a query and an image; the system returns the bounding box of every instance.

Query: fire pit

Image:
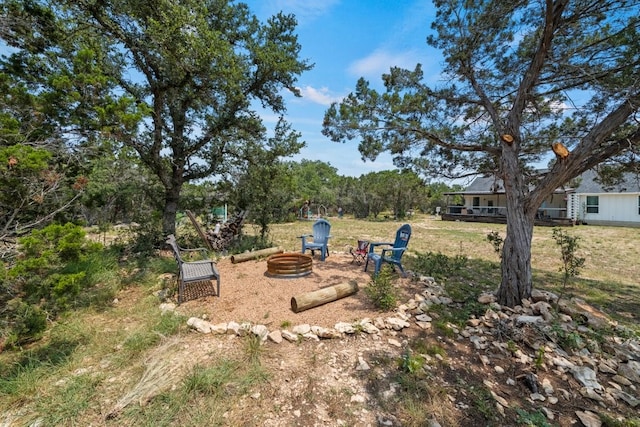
[266,253,312,278]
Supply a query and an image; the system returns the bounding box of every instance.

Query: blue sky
[245,0,440,177]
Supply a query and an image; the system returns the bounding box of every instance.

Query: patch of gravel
[174,251,400,329]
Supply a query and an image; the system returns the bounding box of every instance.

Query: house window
[472,197,480,207]
[586,196,599,213]
[638,196,640,215]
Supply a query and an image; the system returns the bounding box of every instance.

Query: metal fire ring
[266,253,313,278]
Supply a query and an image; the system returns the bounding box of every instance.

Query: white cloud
[348,49,421,79]
[259,0,340,25]
[297,86,342,106]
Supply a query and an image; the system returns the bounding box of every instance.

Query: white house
[443,170,640,227]
[568,169,640,226]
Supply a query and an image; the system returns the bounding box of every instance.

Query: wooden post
[230,247,284,264]
[185,210,214,250]
[291,282,359,313]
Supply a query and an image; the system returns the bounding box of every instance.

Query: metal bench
[166,234,220,303]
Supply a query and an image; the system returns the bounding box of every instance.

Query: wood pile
[205,210,247,252]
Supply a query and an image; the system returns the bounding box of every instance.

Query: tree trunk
[497,209,535,307]
[496,145,536,307]
[162,184,182,237]
[497,176,535,307]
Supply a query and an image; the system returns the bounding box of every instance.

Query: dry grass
[264,214,639,290]
[262,214,640,326]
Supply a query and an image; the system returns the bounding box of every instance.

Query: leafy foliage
[551,227,586,291]
[486,230,504,257]
[2,0,312,236]
[364,266,398,311]
[411,251,468,282]
[1,223,110,346]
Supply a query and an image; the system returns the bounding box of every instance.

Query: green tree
[2,0,311,237]
[0,144,85,253]
[228,119,304,240]
[323,0,640,307]
[288,159,340,212]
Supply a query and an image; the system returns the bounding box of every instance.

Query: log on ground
[291,281,359,313]
[231,247,284,264]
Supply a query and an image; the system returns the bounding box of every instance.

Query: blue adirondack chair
[299,218,331,261]
[365,224,412,277]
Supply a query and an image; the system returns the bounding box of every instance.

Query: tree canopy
[323,0,640,306]
[1,0,312,236]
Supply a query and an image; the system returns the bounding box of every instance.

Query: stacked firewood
[205,210,247,252]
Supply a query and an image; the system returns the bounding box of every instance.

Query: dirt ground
[162,249,638,427]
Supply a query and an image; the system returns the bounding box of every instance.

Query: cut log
[231,247,284,264]
[291,282,359,313]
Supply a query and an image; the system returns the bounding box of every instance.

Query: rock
[281,330,298,342]
[385,317,410,331]
[617,360,640,384]
[570,366,602,390]
[210,323,228,334]
[610,389,640,407]
[356,356,370,371]
[187,317,212,333]
[226,321,241,335]
[541,407,555,420]
[311,326,342,339]
[159,302,176,314]
[416,314,433,322]
[469,335,488,350]
[267,330,283,344]
[292,324,311,335]
[302,332,319,341]
[478,294,495,304]
[611,374,632,386]
[541,377,554,395]
[350,394,366,403]
[575,410,602,427]
[355,321,380,335]
[516,315,543,324]
[388,339,402,348]
[415,321,432,330]
[490,391,509,407]
[251,324,269,343]
[335,322,356,334]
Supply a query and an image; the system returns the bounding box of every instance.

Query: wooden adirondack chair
[298,218,331,261]
[365,224,412,277]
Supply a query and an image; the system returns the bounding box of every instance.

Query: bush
[1,223,113,347]
[364,266,398,311]
[411,251,468,281]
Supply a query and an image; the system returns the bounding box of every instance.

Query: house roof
[575,169,640,194]
[446,170,640,196]
[445,174,566,195]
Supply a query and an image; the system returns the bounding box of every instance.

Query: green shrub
[1,223,111,346]
[411,251,468,281]
[2,299,48,346]
[364,266,398,311]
